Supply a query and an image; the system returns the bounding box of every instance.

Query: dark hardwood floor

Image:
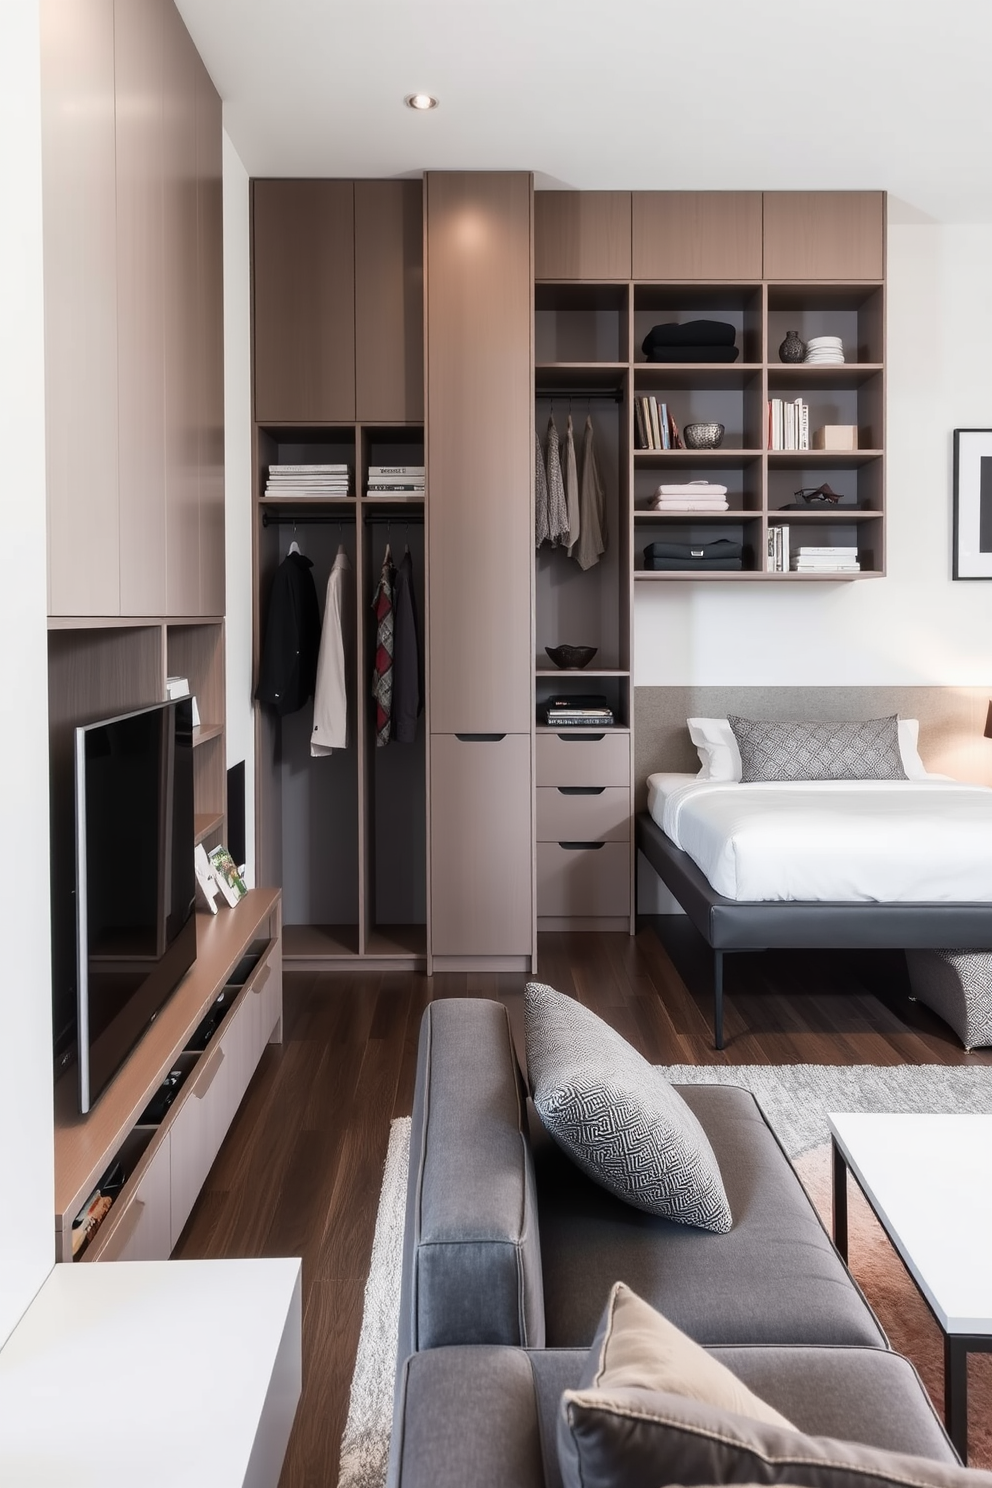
[173,921,992,1486]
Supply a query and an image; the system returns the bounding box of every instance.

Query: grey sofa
[388,998,957,1487]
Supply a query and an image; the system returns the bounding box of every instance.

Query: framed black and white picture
[953,428,992,578]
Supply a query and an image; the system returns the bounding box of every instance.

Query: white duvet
[646,773,992,903]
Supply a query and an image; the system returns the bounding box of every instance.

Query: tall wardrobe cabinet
[424,172,535,969]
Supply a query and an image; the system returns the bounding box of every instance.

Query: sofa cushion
[580,1282,792,1427]
[397,999,545,1361]
[557,1382,984,1488]
[524,982,732,1232]
[533,1084,886,1349]
[387,1345,957,1488]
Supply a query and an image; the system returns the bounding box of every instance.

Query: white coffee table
[828,1112,992,1464]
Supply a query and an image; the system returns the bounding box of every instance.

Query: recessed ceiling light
[406,93,439,111]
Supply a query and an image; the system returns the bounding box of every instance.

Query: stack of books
[766,524,790,572]
[635,397,681,451]
[541,693,615,727]
[366,464,425,495]
[264,463,350,497]
[767,398,810,450]
[791,545,860,573]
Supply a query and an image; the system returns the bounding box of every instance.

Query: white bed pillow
[687,716,929,782]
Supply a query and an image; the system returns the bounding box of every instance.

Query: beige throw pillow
[581,1282,793,1428]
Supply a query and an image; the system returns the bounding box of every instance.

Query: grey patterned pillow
[523,982,732,1233]
[727,715,907,783]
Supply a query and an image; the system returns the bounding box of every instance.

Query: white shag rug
[336,1065,992,1487]
[337,1116,410,1488]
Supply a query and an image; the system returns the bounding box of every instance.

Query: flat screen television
[68,698,197,1113]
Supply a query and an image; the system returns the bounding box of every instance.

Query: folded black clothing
[643,556,743,571]
[645,539,742,562]
[642,319,737,351]
[645,345,740,363]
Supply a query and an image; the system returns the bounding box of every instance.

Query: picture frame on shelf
[952,428,992,579]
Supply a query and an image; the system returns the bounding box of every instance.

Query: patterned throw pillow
[523,982,732,1232]
[727,715,907,783]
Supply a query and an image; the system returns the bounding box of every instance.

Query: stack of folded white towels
[652,480,729,513]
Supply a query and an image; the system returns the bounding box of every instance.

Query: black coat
[255,551,322,716]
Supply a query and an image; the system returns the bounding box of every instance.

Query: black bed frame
[636,811,992,1049]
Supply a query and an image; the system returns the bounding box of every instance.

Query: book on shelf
[367,465,424,476]
[541,693,614,726]
[668,407,683,449]
[767,398,810,451]
[766,523,790,573]
[634,398,649,449]
[207,845,248,908]
[649,397,662,451]
[269,463,349,474]
[792,559,861,571]
[544,713,615,726]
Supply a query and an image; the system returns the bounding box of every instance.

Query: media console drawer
[536,731,630,788]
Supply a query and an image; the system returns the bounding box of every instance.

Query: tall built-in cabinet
[533,189,886,927]
[40,0,280,1267]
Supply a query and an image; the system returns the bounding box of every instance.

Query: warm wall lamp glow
[405,93,439,110]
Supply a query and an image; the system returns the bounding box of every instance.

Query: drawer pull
[559,841,606,851]
[251,962,272,996]
[194,1045,225,1098]
[455,733,506,742]
[556,786,605,796]
[103,1198,146,1259]
[557,732,605,742]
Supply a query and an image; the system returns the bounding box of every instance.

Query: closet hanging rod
[364,512,425,526]
[537,387,624,403]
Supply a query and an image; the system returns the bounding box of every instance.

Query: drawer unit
[85,1132,173,1263]
[537,841,631,917]
[537,786,630,843]
[536,731,630,788]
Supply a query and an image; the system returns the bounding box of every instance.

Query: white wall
[222,129,256,884]
[0,0,56,1345]
[634,222,992,688]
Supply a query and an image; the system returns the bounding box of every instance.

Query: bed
[637,764,992,1049]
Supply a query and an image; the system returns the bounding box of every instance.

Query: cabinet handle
[557,732,605,742]
[559,841,606,851]
[250,961,272,996]
[102,1198,146,1259]
[557,786,604,796]
[194,1045,225,1098]
[455,733,506,742]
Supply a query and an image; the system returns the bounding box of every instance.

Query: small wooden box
[813,425,858,451]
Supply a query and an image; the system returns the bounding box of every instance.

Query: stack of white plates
[804,335,845,365]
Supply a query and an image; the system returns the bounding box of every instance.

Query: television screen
[73,698,196,1112]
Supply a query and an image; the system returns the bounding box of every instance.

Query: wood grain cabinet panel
[253,180,356,423]
[355,180,424,422]
[632,192,763,279]
[195,52,225,616]
[115,0,167,616]
[763,192,885,279]
[537,842,630,917]
[535,191,631,280]
[162,0,201,616]
[425,171,533,734]
[429,733,532,957]
[41,0,121,617]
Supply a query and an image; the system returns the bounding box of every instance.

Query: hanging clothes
[371,545,395,747]
[391,548,424,744]
[534,428,550,548]
[563,413,581,558]
[545,415,569,547]
[573,414,608,571]
[255,548,322,716]
[310,546,353,757]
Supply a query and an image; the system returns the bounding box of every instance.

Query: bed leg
[713,951,724,1050]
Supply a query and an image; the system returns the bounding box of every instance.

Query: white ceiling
[176,0,992,223]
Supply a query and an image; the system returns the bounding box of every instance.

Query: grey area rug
[336,1065,992,1487]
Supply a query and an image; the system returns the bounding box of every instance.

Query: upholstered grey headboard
[633,685,992,812]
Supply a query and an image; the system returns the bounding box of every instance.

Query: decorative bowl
[545,644,597,670]
[682,422,725,450]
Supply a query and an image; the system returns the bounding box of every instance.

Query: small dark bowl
[545,645,597,670]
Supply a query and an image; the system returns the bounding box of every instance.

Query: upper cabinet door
[632,192,763,280]
[41,0,121,617]
[763,192,885,280]
[195,53,225,617]
[253,181,356,422]
[425,172,534,734]
[355,180,424,422]
[535,191,631,280]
